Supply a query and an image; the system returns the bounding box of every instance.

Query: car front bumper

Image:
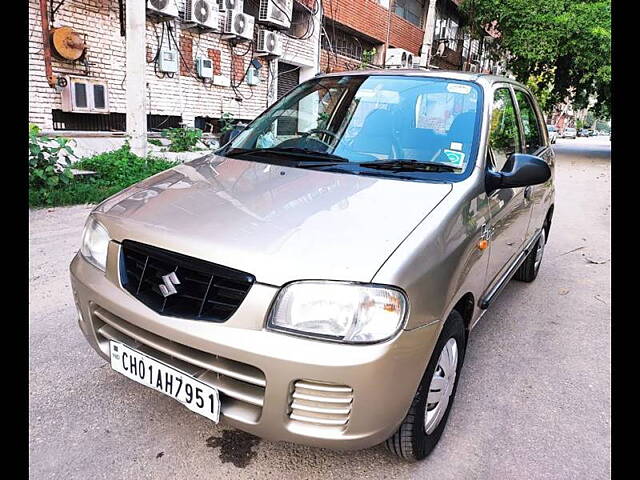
[69,244,441,450]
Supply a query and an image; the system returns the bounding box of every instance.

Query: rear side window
[515,90,543,153]
[488,88,521,171]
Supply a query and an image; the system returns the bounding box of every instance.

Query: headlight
[267,281,408,344]
[80,217,110,271]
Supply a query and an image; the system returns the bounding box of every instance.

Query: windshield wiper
[224,147,349,164]
[356,159,459,173]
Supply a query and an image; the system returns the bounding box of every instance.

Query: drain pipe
[383,0,394,68]
[38,0,57,88]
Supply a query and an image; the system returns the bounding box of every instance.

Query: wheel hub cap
[424,338,458,434]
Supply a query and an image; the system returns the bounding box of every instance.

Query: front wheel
[513,228,546,282]
[385,310,466,461]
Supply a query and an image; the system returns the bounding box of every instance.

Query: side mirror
[218,126,245,147]
[486,153,551,192]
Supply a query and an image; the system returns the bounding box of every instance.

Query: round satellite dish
[51,26,86,61]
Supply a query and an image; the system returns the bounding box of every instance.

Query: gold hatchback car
[70,70,554,461]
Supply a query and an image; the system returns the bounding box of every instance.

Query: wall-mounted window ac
[256,29,283,57]
[386,48,414,68]
[60,77,109,113]
[223,11,255,41]
[184,0,221,30]
[218,0,243,12]
[147,0,179,18]
[258,0,293,29]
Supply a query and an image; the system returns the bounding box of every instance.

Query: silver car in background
[70,70,554,461]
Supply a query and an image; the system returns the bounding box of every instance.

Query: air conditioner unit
[256,29,283,57]
[223,11,254,41]
[386,48,413,69]
[60,76,109,113]
[218,0,243,12]
[258,0,292,29]
[184,0,221,30]
[158,48,179,73]
[147,0,179,18]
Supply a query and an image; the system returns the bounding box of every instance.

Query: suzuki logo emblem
[159,271,181,298]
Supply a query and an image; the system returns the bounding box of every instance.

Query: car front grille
[91,304,266,424]
[289,380,353,428]
[120,240,255,322]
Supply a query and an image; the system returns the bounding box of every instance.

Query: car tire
[513,226,547,283]
[384,310,466,462]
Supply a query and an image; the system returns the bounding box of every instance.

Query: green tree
[461,0,611,117]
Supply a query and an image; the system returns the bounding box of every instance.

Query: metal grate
[289,380,353,427]
[120,240,255,322]
[321,23,376,62]
[91,304,265,424]
[51,110,182,132]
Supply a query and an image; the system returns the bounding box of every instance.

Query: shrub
[29,124,75,196]
[161,127,203,152]
[75,143,175,184]
[220,112,235,134]
[29,142,176,208]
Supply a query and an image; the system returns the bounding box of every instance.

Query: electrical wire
[166,21,206,82]
[151,21,167,78]
[229,39,256,100]
[271,0,317,41]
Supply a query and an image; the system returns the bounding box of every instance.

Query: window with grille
[321,25,376,62]
[434,0,461,50]
[51,110,182,132]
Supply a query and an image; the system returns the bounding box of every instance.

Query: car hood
[94,155,452,286]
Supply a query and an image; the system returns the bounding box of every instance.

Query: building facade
[29,0,320,135]
[28,0,505,139]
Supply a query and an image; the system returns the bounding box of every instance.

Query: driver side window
[488,88,521,171]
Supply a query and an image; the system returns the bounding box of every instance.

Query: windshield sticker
[442,149,466,168]
[450,142,463,151]
[447,83,472,94]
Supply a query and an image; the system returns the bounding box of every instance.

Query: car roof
[316,68,524,88]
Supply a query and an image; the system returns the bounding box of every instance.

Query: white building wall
[28,0,319,132]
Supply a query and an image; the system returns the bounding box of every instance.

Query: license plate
[109,341,220,423]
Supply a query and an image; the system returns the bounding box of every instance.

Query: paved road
[29,136,611,479]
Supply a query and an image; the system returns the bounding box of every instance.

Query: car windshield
[221,75,482,181]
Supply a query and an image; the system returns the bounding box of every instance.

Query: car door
[512,87,555,240]
[484,85,533,292]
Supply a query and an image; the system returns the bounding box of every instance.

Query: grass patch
[29,144,176,208]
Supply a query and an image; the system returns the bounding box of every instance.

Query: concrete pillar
[126,0,147,156]
[420,0,438,67]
